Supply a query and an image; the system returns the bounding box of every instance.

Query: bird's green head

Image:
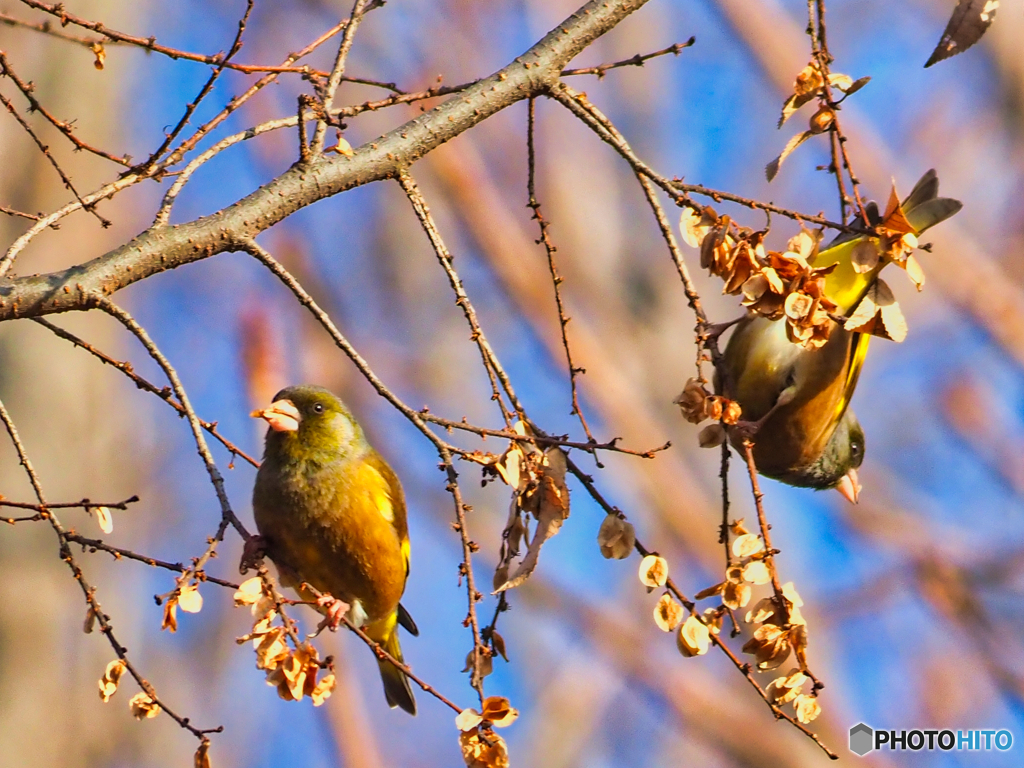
[252,385,368,464]
[793,409,865,502]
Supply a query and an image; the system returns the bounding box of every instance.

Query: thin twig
[65,533,240,590]
[526,97,597,448]
[548,82,855,235]
[89,296,249,544]
[33,317,259,467]
[311,0,374,155]
[0,91,111,226]
[565,453,837,759]
[137,0,254,172]
[0,396,217,742]
[397,170,518,426]
[561,38,695,78]
[0,51,131,165]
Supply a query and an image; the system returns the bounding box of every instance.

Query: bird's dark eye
[313,403,324,414]
[851,441,863,462]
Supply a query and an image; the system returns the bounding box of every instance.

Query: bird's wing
[364,451,411,578]
[820,169,962,315]
[831,331,870,428]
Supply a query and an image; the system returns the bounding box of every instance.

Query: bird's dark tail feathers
[378,626,416,715]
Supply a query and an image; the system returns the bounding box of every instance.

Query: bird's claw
[701,316,745,343]
[316,594,351,631]
[239,535,267,575]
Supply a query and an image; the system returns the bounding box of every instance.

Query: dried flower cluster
[680,213,842,351]
[694,521,772,611]
[674,378,741,425]
[456,696,517,768]
[234,577,336,706]
[741,584,819,723]
[668,520,824,724]
[766,61,870,180]
[490,423,571,593]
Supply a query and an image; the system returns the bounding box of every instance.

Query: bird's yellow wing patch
[833,332,871,425]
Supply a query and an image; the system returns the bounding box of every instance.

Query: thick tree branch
[0,0,650,319]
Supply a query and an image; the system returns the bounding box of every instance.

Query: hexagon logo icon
[849,723,874,756]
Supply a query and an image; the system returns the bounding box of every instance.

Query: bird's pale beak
[836,467,861,504]
[251,399,301,432]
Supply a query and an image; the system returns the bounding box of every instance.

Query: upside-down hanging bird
[719,170,961,501]
[251,385,418,714]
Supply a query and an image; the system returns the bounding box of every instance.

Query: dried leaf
[694,581,725,600]
[674,378,712,424]
[926,0,998,67]
[778,91,817,127]
[766,131,814,182]
[793,62,824,96]
[161,598,178,633]
[844,279,907,342]
[745,597,776,624]
[842,76,871,96]
[255,628,289,670]
[679,206,718,248]
[698,423,726,449]
[462,649,494,679]
[781,581,804,608]
[722,580,751,610]
[742,623,792,669]
[826,72,853,91]
[654,593,684,632]
[597,514,635,559]
[233,577,262,606]
[904,254,926,290]
[882,184,916,235]
[491,631,509,662]
[493,449,569,593]
[494,444,523,490]
[91,42,106,70]
[331,136,355,157]
[766,668,808,704]
[83,605,97,634]
[638,554,669,589]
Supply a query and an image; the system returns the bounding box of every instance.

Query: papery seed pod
[677,615,710,657]
[597,513,635,559]
[638,555,669,589]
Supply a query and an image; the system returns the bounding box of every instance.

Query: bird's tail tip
[378,629,416,715]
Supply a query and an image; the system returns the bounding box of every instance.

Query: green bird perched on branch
[251,385,418,714]
[717,170,961,501]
